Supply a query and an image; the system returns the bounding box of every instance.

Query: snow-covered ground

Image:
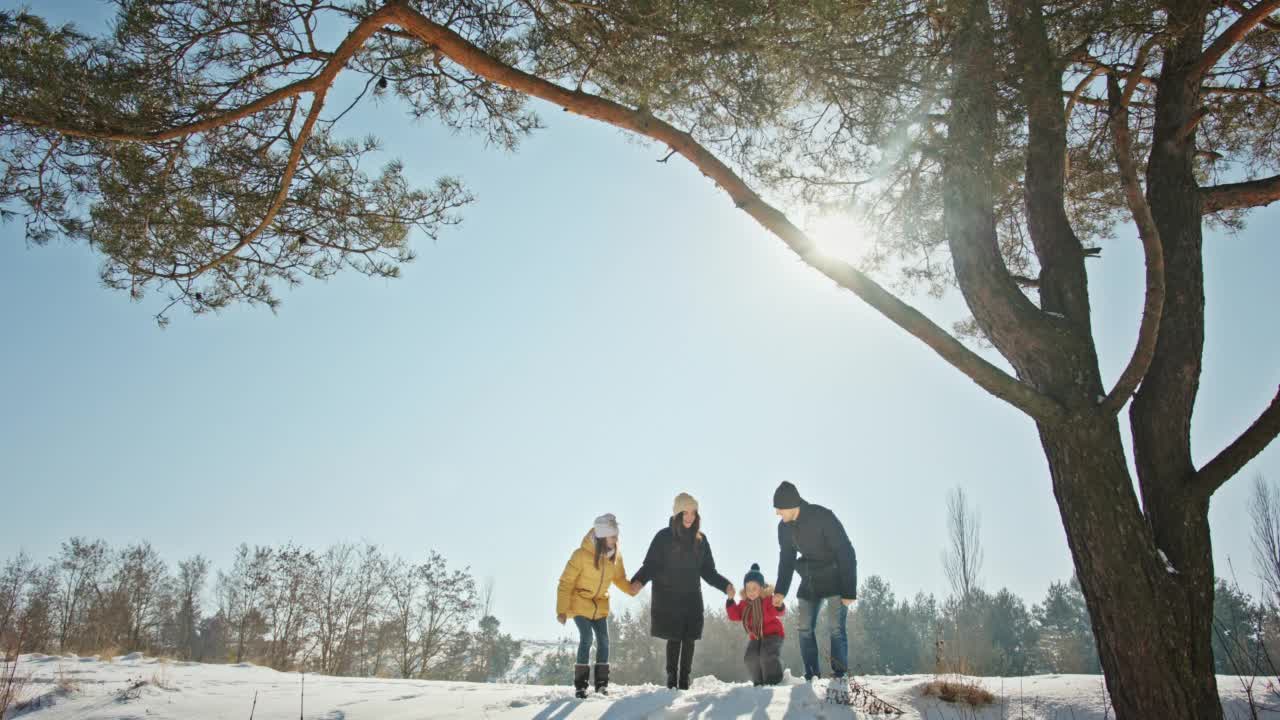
[4,653,1277,719]
[503,639,569,684]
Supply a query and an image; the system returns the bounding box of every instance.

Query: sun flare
[802,210,876,266]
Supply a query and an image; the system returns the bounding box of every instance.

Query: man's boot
[593,663,610,695]
[573,664,590,699]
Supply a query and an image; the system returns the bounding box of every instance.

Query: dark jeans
[745,635,784,686]
[573,616,609,665]
[797,596,849,679]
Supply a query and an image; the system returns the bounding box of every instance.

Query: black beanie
[744,563,766,588]
[773,481,804,509]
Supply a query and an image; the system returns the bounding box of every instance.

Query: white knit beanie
[593,513,619,539]
[672,492,698,515]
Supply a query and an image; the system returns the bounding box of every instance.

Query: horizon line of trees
[0,540,521,683]
[4,476,1277,684]
[529,570,1271,686]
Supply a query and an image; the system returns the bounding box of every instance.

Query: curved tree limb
[1100,75,1165,415]
[3,7,399,144]
[941,0,1071,397]
[1122,36,1161,108]
[1063,65,1106,181]
[5,2,1066,423]
[1008,0,1092,329]
[1192,0,1280,81]
[1202,173,1280,211]
[1223,0,1280,31]
[387,4,1066,423]
[1194,387,1280,497]
[5,77,321,143]
[141,6,399,280]
[174,92,328,280]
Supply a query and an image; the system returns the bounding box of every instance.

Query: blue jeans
[797,596,849,679]
[573,616,609,665]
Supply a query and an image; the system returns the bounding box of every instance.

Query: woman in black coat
[630,492,733,690]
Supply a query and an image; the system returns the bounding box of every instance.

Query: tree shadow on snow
[531,699,579,720]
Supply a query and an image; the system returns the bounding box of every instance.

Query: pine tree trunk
[1037,415,1220,719]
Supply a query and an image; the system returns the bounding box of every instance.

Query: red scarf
[740,597,766,640]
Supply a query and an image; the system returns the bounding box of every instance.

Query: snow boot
[593,663,610,695]
[573,664,590,699]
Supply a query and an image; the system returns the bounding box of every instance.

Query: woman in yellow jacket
[557,513,635,698]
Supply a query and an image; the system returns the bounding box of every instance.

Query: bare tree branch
[1250,474,1280,604]
[1099,74,1165,415]
[942,486,984,604]
[1195,387,1280,496]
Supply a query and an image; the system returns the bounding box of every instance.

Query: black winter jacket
[775,503,857,601]
[632,525,732,641]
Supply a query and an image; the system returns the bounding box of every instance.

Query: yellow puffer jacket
[557,532,633,620]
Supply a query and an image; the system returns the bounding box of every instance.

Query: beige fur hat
[672,492,699,515]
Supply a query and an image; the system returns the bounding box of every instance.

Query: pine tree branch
[1099,74,1165,416]
[3,9,395,143]
[8,2,1068,423]
[1201,173,1280,212]
[169,7,399,280]
[1192,0,1280,81]
[1222,0,1280,31]
[1195,387,1280,497]
[388,4,1067,424]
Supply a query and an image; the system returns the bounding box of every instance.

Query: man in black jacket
[771,481,857,681]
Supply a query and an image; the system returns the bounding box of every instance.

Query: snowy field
[4,653,1277,719]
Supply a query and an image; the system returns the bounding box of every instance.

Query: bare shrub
[0,653,30,715]
[116,676,148,702]
[151,660,173,690]
[921,677,996,707]
[54,662,79,695]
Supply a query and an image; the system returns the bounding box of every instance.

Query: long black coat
[631,525,731,641]
[775,502,858,601]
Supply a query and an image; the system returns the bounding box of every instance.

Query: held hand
[772,593,785,608]
[841,598,855,607]
[630,581,642,595]
[724,583,735,597]
[557,614,567,625]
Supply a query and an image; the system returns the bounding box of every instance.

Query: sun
[802,209,876,266]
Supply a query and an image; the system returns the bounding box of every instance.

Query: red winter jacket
[726,596,786,640]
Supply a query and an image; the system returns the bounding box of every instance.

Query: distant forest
[2,482,1276,685]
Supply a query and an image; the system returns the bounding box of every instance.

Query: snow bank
[5,654,1276,719]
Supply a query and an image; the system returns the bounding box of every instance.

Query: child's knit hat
[743,563,766,588]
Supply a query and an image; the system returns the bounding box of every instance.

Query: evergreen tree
[1211,578,1263,675]
[1034,578,1100,674]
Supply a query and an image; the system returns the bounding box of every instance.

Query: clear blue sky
[1,2,1276,641]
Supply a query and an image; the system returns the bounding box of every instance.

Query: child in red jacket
[726,563,786,686]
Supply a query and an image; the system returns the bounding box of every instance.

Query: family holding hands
[555,482,859,699]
